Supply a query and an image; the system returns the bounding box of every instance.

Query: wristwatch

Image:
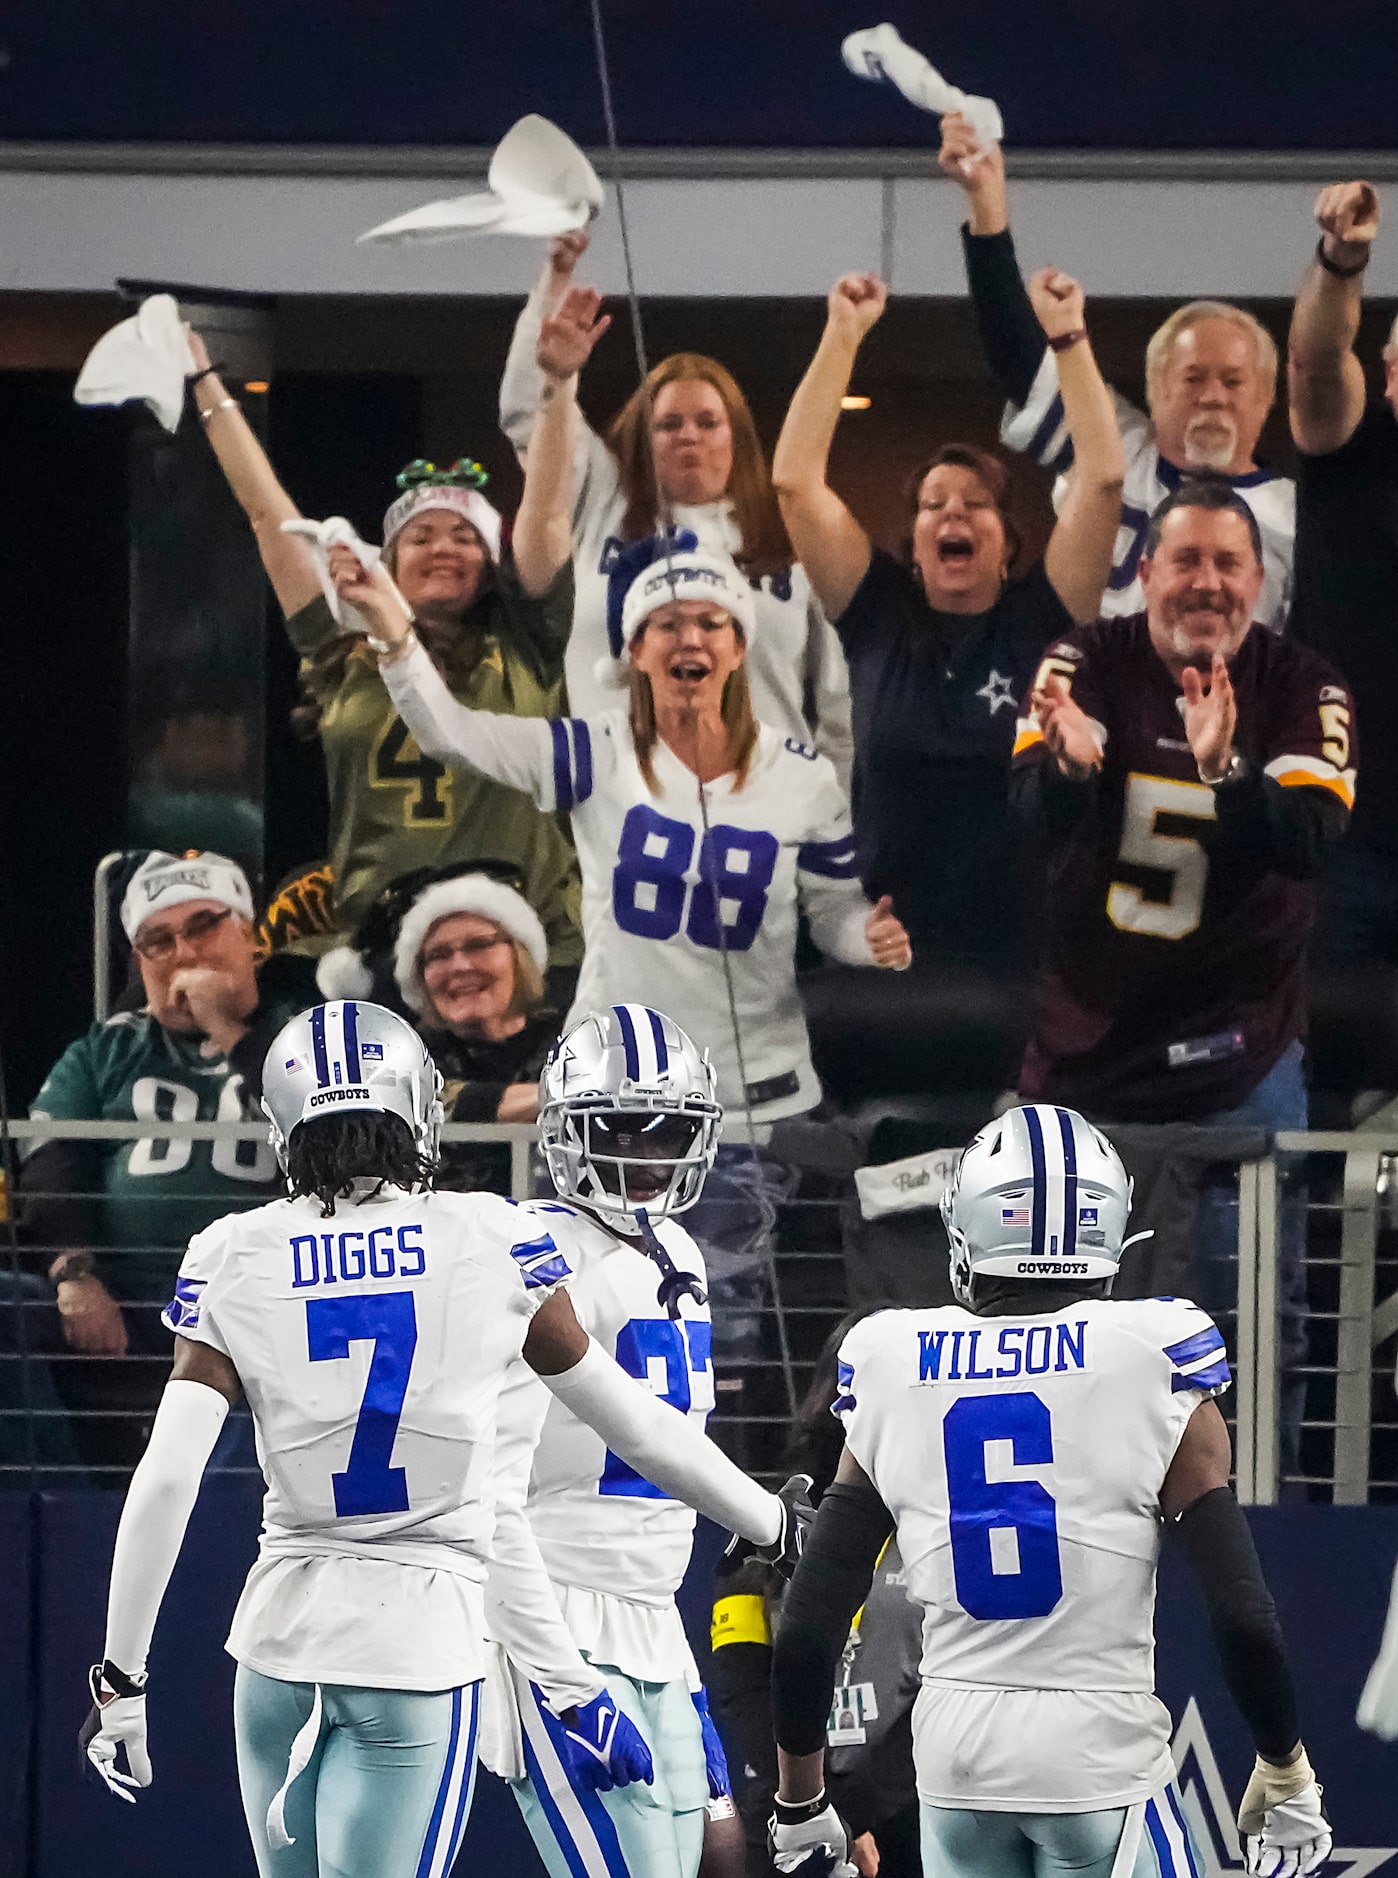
[1202,752,1248,788]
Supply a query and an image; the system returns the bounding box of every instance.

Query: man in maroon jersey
[1012,479,1354,1122]
[1011,478,1355,1469]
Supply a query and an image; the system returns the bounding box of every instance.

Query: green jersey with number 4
[288,572,582,960]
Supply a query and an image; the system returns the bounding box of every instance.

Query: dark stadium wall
[1,376,128,1109]
[2,0,1396,149]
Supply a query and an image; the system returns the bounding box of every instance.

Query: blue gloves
[692,1687,731,1800]
[556,1688,655,1792]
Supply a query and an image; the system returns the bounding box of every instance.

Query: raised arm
[185,329,320,619]
[1031,268,1126,623]
[1289,181,1379,456]
[771,275,885,621]
[512,286,611,599]
[940,113,1047,415]
[80,1338,239,1801]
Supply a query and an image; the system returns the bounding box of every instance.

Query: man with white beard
[939,111,1294,629]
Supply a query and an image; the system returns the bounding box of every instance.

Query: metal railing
[3,1119,1397,1496]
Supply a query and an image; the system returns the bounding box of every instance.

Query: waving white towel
[360,113,603,246]
[841,23,1004,147]
[280,516,411,640]
[73,294,196,434]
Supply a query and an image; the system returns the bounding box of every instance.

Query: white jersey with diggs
[382,642,876,1130]
[499,278,853,786]
[1002,354,1295,631]
[488,1201,715,1684]
[836,1296,1231,1811]
[164,1184,569,1689]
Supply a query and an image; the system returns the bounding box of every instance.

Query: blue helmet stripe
[310,1005,330,1086]
[342,1001,362,1084]
[646,1007,668,1074]
[613,1005,641,1080]
[1024,1106,1048,1256]
[1056,1108,1078,1259]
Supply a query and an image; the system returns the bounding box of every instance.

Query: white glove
[769,1796,859,1877]
[1237,1748,1331,1878]
[80,1662,152,1802]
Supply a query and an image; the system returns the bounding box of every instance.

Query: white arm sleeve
[541,1339,781,1545]
[102,1379,231,1675]
[499,275,616,528]
[807,596,854,793]
[796,762,878,966]
[380,637,557,807]
[485,1360,606,1714]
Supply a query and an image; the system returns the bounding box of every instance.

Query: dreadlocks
[286,1112,436,1217]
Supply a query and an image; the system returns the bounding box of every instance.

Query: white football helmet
[261,1000,444,1169]
[538,1004,721,1226]
[940,1104,1134,1305]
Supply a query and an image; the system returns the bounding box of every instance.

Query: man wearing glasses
[21,851,311,1472]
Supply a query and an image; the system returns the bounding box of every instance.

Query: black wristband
[1315,234,1369,279]
[89,1659,147,1702]
[187,362,227,385]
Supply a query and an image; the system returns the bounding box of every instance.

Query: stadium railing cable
[586,0,798,1415]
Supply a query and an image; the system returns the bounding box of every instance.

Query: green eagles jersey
[29,1010,285,1293]
[288,568,583,962]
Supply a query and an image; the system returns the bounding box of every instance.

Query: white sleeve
[541,1339,781,1545]
[485,1360,606,1714]
[102,1380,231,1675]
[498,274,618,528]
[795,763,877,966]
[807,594,854,793]
[380,637,583,810]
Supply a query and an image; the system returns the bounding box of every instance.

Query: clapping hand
[537,286,612,383]
[826,274,888,345]
[1032,673,1103,780]
[1179,654,1238,783]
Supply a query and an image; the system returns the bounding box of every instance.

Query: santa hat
[316,866,548,1019]
[595,530,757,690]
[382,458,503,563]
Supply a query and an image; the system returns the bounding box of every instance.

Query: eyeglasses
[132,906,234,962]
[420,934,513,970]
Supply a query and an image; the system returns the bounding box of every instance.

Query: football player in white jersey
[78,1001,793,1878]
[769,1105,1331,1878]
[482,1003,797,1878]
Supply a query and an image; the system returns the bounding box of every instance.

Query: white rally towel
[73,293,196,434]
[360,113,604,246]
[854,1147,960,1221]
[280,516,412,638]
[841,24,1004,148]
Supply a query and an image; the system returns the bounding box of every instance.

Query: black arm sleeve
[771,1480,895,1756]
[1008,756,1098,844]
[18,1140,104,1270]
[1169,1486,1299,1759]
[961,225,1048,410]
[1213,768,1349,881]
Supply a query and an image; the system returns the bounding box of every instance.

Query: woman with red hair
[500,233,853,785]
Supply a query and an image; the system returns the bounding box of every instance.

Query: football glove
[555,1688,654,1793]
[727,1473,816,1581]
[79,1661,151,1802]
[692,1687,731,1799]
[1238,1746,1331,1878]
[769,1793,858,1877]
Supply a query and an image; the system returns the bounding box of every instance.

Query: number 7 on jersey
[306,1292,418,1518]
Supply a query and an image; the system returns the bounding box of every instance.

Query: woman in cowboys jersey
[320,316,911,1375]
[499,230,854,786]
